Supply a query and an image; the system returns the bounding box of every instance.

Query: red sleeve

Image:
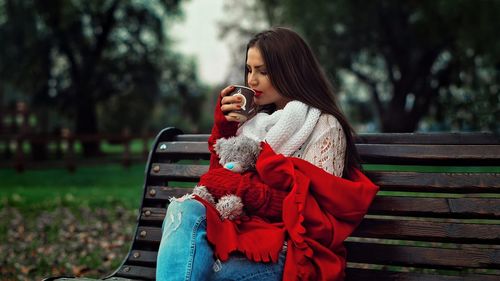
[198,168,287,222]
[199,142,298,221]
[208,95,239,170]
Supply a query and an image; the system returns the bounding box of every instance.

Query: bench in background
[44,127,500,281]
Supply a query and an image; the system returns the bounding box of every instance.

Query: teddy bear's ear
[237,135,261,156]
[214,138,226,155]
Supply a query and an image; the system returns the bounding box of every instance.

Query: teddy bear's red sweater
[196,101,379,280]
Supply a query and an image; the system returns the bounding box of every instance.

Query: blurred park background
[1,0,499,280]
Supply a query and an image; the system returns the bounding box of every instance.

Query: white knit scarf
[236,101,321,156]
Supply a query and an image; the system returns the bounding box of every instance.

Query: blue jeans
[156,197,285,281]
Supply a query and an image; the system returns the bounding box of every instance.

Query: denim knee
[162,197,206,234]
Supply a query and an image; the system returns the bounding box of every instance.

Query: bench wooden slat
[357,144,500,165]
[174,132,500,145]
[128,249,158,267]
[148,164,500,192]
[149,163,207,181]
[115,258,500,280]
[155,141,207,154]
[175,134,210,142]
[140,194,500,224]
[134,219,500,245]
[365,171,500,192]
[154,141,500,165]
[354,218,500,243]
[135,226,162,244]
[345,268,500,281]
[145,186,193,202]
[140,207,168,223]
[355,132,500,145]
[345,242,500,269]
[369,196,500,218]
[115,264,155,280]
[126,249,157,265]
[112,258,500,281]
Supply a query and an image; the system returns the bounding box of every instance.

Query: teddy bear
[214,134,261,173]
[192,134,261,220]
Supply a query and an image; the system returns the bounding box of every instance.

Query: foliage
[223,0,500,132]
[0,205,136,280]
[0,164,144,280]
[0,0,208,155]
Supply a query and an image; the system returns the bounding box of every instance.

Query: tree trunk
[381,111,419,132]
[75,91,101,157]
[380,81,422,132]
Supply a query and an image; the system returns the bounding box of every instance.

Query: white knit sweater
[291,113,346,177]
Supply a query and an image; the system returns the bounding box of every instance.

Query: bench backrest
[109,128,500,281]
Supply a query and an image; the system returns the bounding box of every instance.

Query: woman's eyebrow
[246,64,266,69]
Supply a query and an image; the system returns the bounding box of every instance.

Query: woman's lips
[254,90,263,97]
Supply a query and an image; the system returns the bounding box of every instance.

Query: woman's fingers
[220,85,243,114]
[220,85,235,97]
[221,95,242,105]
[221,104,241,112]
[225,115,241,122]
[221,102,241,113]
[220,84,245,122]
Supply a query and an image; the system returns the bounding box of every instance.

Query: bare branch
[348,68,384,117]
[410,57,454,122]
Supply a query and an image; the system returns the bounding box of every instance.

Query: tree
[1,0,206,156]
[225,0,500,132]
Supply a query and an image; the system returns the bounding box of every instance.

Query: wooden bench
[45,127,500,281]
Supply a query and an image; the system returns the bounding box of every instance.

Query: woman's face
[246,47,289,109]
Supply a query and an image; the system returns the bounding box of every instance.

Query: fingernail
[236,105,242,109]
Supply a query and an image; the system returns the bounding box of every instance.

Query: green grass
[100,139,153,154]
[0,163,145,214]
[0,138,153,158]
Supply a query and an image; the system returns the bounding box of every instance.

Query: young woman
[156,27,378,281]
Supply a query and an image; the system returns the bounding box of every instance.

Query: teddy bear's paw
[224,162,244,173]
[216,194,244,220]
[192,185,215,204]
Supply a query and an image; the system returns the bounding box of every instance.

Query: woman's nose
[248,72,257,86]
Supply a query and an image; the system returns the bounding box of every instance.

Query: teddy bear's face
[214,135,261,173]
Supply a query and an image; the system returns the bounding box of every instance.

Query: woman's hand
[220,85,244,122]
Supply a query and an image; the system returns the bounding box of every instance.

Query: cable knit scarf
[236,101,321,157]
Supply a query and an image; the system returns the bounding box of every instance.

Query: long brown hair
[244,27,361,178]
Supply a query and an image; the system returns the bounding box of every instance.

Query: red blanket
[196,142,379,281]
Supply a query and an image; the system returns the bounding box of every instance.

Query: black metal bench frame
[45,128,500,281]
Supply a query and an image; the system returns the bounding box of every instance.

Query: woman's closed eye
[247,69,268,76]
[246,65,268,75]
